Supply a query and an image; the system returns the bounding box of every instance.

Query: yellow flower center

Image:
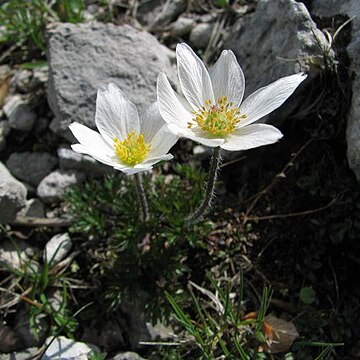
[188,96,247,136]
[113,131,150,166]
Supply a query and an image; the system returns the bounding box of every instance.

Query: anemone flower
[157,43,307,151]
[157,43,307,224]
[69,83,178,221]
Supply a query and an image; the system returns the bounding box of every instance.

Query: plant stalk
[186,146,222,225]
[134,173,149,222]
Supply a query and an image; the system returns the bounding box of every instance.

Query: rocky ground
[0,0,359,359]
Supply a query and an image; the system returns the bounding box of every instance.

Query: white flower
[157,43,307,151]
[69,83,178,175]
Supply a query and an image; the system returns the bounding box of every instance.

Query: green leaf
[18,60,48,69]
[216,0,229,7]
[300,287,316,305]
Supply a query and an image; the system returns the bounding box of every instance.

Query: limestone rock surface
[137,0,186,30]
[6,152,58,186]
[110,352,147,360]
[47,22,176,139]
[44,232,72,265]
[0,162,27,223]
[0,239,35,271]
[0,120,10,152]
[42,336,97,360]
[37,169,85,203]
[312,0,360,180]
[225,0,332,95]
[18,198,45,218]
[3,95,36,132]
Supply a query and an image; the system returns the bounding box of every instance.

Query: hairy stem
[186,146,222,225]
[134,173,149,222]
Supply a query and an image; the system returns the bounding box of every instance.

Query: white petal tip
[296,72,308,81]
[71,144,84,153]
[69,122,81,132]
[177,43,188,51]
[119,165,153,176]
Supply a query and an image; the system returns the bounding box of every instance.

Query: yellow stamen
[113,131,150,166]
[190,96,247,136]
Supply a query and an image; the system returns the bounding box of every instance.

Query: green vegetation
[65,164,213,324]
[0,0,84,62]
[1,235,77,339]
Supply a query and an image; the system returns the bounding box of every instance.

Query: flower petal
[238,73,307,127]
[118,165,153,175]
[176,43,215,110]
[95,83,140,143]
[148,124,178,158]
[143,154,174,166]
[69,122,114,157]
[140,102,166,143]
[168,123,225,148]
[71,144,117,167]
[210,50,245,107]
[221,124,283,151]
[157,72,193,129]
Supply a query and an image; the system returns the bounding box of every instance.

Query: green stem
[186,146,222,225]
[134,173,149,222]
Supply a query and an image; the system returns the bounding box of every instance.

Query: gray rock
[225,0,332,96]
[345,5,360,179]
[135,0,162,25]
[83,4,103,22]
[32,66,48,86]
[0,120,10,152]
[315,2,360,180]
[3,95,36,131]
[48,289,64,312]
[0,120,11,134]
[190,22,215,50]
[42,336,98,360]
[137,0,186,29]
[44,233,72,265]
[147,0,187,31]
[312,1,360,180]
[18,198,45,217]
[170,16,195,37]
[58,147,111,176]
[14,310,48,348]
[34,116,49,134]
[11,66,48,93]
[0,162,27,223]
[47,22,176,139]
[146,321,175,341]
[11,69,32,93]
[0,347,38,360]
[0,64,11,76]
[110,352,147,360]
[6,152,58,186]
[0,239,35,271]
[311,0,345,17]
[37,169,86,203]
